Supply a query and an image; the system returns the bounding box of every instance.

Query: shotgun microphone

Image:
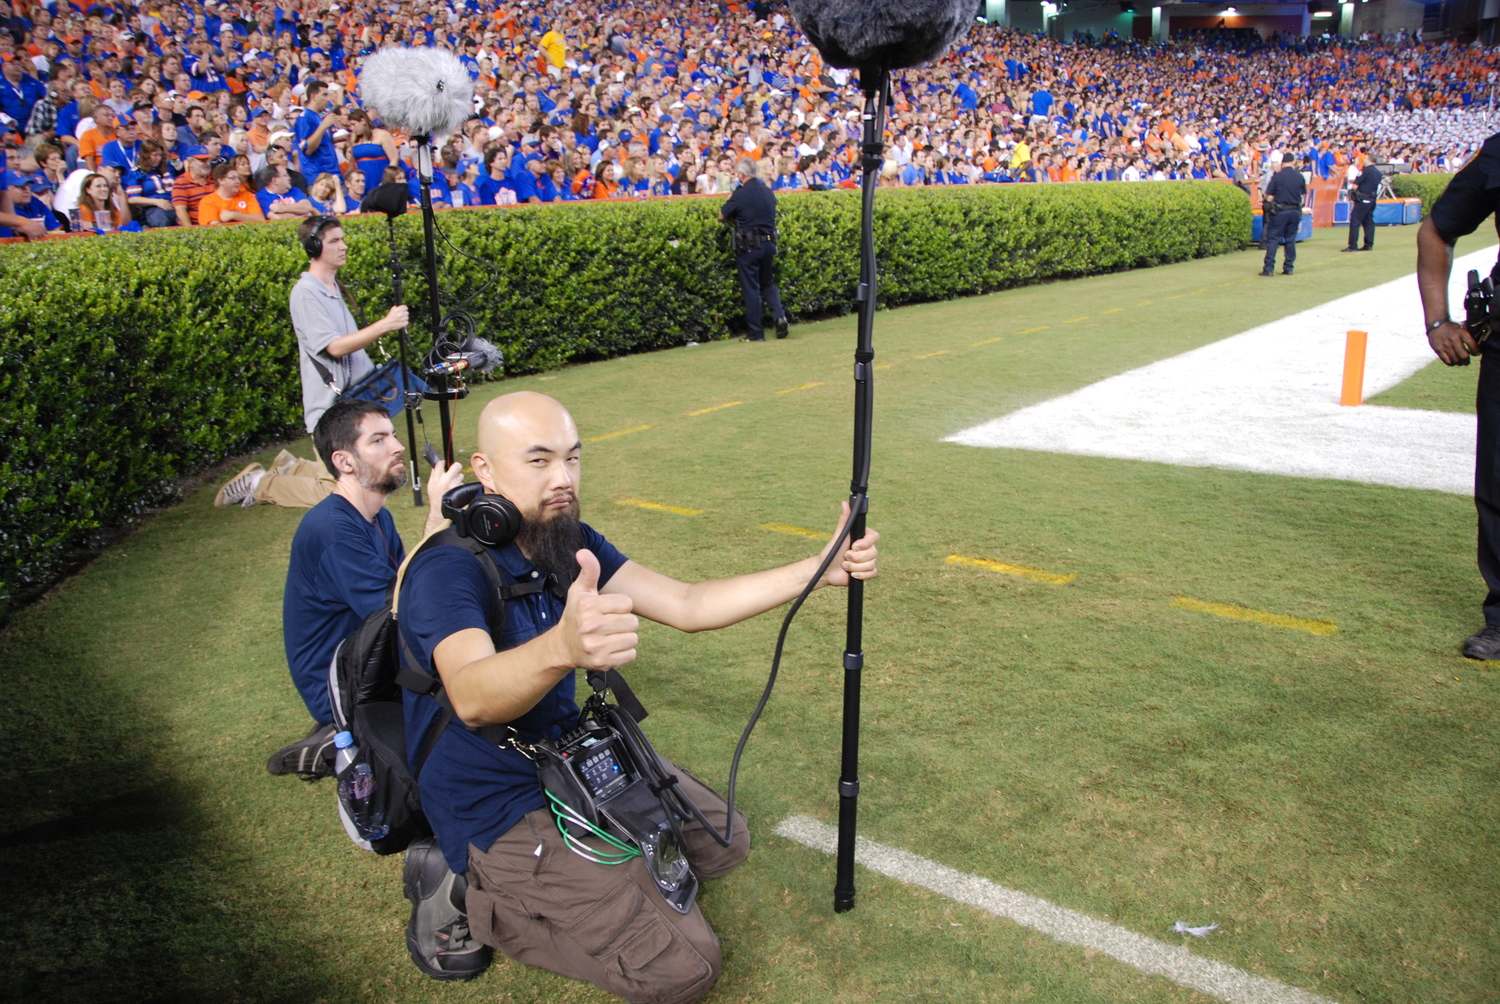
[786,0,974,82]
[358,46,475,139]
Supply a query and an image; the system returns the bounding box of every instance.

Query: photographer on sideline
[268,398,478,977]
[398,391,879,1004]
[1418,130,1500,660]
[215,215,409,509]
[719,157,789,341]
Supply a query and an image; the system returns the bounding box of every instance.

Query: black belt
[734,229,775,252]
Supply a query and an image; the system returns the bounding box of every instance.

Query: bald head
[472,392,583,518]
[478,392,577,455]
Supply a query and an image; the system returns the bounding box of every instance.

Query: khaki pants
[466,763,750,1004]
[252,449,335,509]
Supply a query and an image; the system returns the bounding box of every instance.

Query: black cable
[628,514,861,848]
[427,210,500,356]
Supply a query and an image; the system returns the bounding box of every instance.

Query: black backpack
[327,526,553,855]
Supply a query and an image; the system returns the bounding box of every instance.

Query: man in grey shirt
[215,215,410,508]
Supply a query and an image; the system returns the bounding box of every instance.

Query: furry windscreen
[787,0,973,72]
[359,47,475,139]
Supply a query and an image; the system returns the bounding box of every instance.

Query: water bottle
[334,731,389,841]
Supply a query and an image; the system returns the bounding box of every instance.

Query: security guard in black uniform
[719,157,788,341]
[1418,130,1500,658]
[1344,151,1382,252]
[1260,153,1307,277]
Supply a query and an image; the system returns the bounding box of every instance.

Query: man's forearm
[1416,216,1456,324]
[438,627,575,726]
[616,554,825,634]
[327,317,392,357]
[681,556,825,631]
[176,204,193,227]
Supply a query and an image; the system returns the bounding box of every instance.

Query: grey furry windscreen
[359,47,476,138]
[787,0,974,71]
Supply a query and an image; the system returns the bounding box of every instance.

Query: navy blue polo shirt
[399,524,628,873]
[283,494,404,724]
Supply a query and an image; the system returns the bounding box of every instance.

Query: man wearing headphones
[395,391,880,1003]
[216,216,411,509]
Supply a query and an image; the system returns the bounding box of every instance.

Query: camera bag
[327,526,519,854]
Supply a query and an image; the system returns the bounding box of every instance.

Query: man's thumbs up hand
[559,549,638,670]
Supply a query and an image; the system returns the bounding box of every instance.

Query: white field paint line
[775,816,1335,1004]
[944,248,1496,495]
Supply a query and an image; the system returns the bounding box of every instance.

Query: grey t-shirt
[289,271,374,433]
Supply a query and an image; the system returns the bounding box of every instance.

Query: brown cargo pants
[252,449,336,509]
[465,763,750,1004]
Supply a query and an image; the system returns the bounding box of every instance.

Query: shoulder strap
[303,345,341,392]
[392,524,524,748]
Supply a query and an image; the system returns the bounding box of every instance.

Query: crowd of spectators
[1,0,1497,240]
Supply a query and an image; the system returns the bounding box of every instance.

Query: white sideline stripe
[774,815,1335,1004]
[945,248,1498,495]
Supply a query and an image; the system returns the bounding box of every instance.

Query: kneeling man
[398,392,878,1003]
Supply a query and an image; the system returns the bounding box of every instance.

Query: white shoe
[214,464,264,507]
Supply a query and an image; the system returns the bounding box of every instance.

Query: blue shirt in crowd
[296,106,341,178]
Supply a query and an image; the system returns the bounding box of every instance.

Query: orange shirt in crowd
[197,189,264,225]
[78,126,115,166]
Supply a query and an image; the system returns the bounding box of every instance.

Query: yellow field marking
[1192,288,1209,293]
[537,376,558,381]
[970,337,1005,346]
[586,424,652,442]
[1061,316,1089,324]
[946,554,1076,585]
[1171,596,1337,636]
[1019,325,1049,333]
[776,382,824,394]
[761,522,825,540]
[617,498,704,516]
[1100,308,1123,315]
[1135,300,1155,306]
[1166,294,1186,300]
[915,349,951,359]
[1216,281,1235,287]
[687,401,744,416]
[874,363,894,370]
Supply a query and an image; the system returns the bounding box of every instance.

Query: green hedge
[0,181,1249,611]
[1391,173,1452,217]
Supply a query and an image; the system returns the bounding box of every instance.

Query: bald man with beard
[395,391,879,1002]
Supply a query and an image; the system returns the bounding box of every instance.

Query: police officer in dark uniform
[1418,130,1500,658]
[1260,153,1307,277]
[719,157,788,341]
[1344,150,1382,252]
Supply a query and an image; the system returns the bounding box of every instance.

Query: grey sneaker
[404,838,492,981]
[1462,624,1500,660]
[266,721,337,779]
[215,463,264,507]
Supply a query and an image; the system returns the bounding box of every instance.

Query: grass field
[3,226,1498,1004]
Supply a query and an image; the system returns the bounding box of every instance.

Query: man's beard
[517,492,582,586]
[353,453,407,495]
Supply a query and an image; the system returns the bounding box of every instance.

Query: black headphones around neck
[302,215,341,259]
[442,482,523,549]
